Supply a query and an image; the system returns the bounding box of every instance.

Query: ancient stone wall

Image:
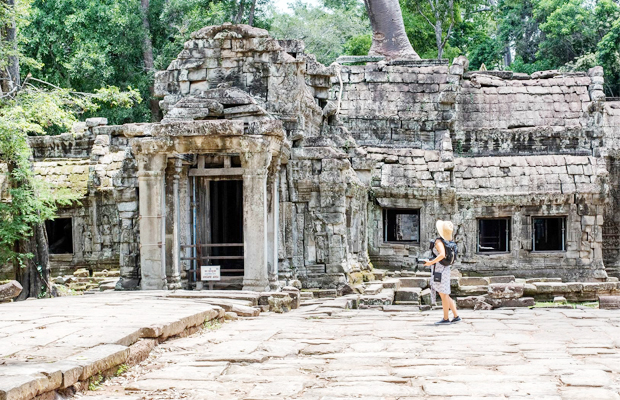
[456,71,602,156]
[17,24,620,288]
[337,60,458,148]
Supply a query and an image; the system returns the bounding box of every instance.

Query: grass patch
[116,364,129,376]
[88,373,103,391]
[533,301,598,309]
[203,319,222,331]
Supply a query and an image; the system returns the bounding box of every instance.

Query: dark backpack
[429,238,458,266]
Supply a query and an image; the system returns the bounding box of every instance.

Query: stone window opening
[532,217,566,252]
[478,218,510,253]
[383,209,420,243]
[45,217,73,254]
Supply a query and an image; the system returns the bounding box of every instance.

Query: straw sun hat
[436,220,454,241]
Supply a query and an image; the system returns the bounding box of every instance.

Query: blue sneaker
[434,319,451,325]
[451,316,462,324]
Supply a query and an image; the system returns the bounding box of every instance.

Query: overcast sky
[271,0,322,13]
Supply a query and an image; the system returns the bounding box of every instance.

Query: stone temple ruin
[5,23,620,293]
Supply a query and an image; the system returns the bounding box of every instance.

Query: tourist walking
[424,220,461,325]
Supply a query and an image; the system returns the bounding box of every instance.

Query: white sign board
[201,265,221,281]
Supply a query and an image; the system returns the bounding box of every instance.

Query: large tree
[363,0,420,59]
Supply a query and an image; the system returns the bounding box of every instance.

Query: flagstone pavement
[80,304,620,400]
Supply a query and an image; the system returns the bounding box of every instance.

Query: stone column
[138,153,167,290]
[242,152,271,291]
[168,158,182,289]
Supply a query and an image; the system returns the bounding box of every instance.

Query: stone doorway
[194,178,244,289]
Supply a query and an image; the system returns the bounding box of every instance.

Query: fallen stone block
[457,295,488,309]
[381,278,401,290]
[399,277,428,289]
[598,296,620,310]
[582,282,617,292]
[395,287,422,303]
[363,283,384,295]
[524,283,537,296]
[525,277,562,283]
[455,285,488,296]
[224,311,238,320]
[420,288,432,305]
[73,268,89,277]
[488,283,524,299]
[268,293,292,313]
[281,286,300,309]
[488,275,515,284]
[231,304,260,317]
[0,280,22,301]
[532,282,569,294]
[554,296,567,304]
[458,277,489,286]
[487,297,535,308]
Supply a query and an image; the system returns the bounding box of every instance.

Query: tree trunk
[1,0,20,94]
[248,0,257,26]
[234,0,246,24]
[435,18,443,59]
[16,222,50,300]
[140,0,161,122]
[363,0,419,60]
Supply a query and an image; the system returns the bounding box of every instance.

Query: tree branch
[417,2,435,29]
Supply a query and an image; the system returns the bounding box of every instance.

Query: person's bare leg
[439,293,450,320]
[448,296,459,318]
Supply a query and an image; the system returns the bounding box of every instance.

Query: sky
[271,0,322,13]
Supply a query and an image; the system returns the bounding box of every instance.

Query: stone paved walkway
[81,304,620,400]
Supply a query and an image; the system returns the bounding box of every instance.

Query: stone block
[488,283,524,299]
[598,296,620,309]
[268,293,293,313]
[65,344,130,381]
[487,297,535,308]
[456,285,488,296]
[281,286,300,309]
[488,275,515,284]
[457,295,493,310]
[394,287,422,303]
[532,282,569,293]
[459,277,489,286]
[0,280,22,301]
[399,277,428,289]
[420,288,432,305]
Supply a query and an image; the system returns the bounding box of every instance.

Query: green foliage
[21,0,150,124]
[116,364,129,376]
[343,34,372,56]
[88,373,103,391]
[597,19,620,96]
[0,84,138,269]
[269,0,371,65]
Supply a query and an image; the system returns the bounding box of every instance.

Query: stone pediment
[191,23,270,40]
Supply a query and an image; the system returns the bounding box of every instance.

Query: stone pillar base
[243,278,270,292]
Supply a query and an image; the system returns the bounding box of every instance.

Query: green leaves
[269,0,371,65]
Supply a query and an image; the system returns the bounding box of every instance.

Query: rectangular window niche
[533,217,566,252]
[478,218,510,253]
[383,209,420,243]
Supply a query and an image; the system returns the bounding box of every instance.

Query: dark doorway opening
[195,178,244,289]
[209,180,244,274]
[46,218,73,254]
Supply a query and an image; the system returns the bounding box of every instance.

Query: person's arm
[424,240,446,267]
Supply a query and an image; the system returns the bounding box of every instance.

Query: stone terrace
[81,302,620,400]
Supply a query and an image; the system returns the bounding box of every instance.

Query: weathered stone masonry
[9,23,620,289]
